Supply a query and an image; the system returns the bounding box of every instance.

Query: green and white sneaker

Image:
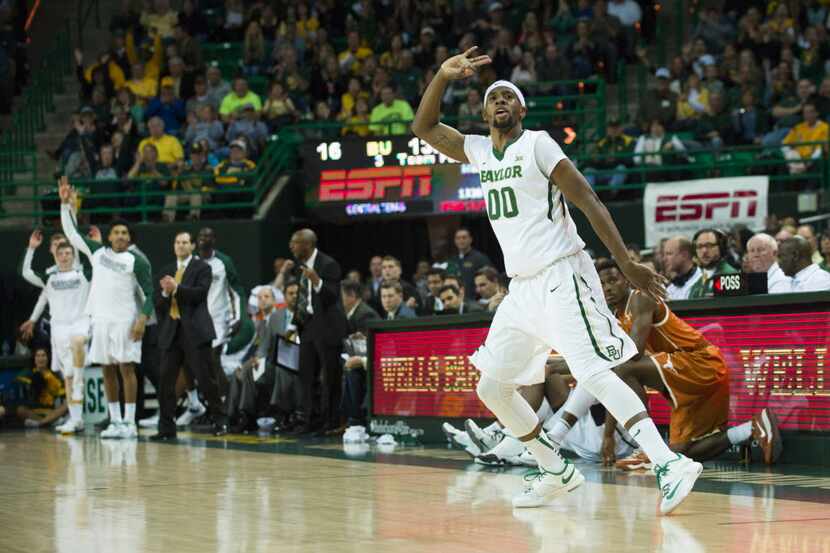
[654,453,703,515]
[512,460,585,508]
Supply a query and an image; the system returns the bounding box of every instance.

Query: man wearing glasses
[689,229,739,298]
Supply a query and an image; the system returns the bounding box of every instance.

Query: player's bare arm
[625,292,659,359]
[412,47,491,163]
[552,161,667,301]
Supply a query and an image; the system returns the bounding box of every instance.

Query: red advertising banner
[371,310,830,431]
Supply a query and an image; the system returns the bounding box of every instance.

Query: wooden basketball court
[1,431,828,553]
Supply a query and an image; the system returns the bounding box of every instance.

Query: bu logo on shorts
[605,345,622,360]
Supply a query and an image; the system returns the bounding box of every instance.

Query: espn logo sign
[655,191,758,222]
[319,167,432,202]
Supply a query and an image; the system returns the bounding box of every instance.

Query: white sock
[524,432,567,473]
[545,419,572,444]
[68,402,83,423]
[108,402,122,422]
[124,403,136,423]
[187,389,200,408]
[727,421,752,445]
[629,418,676,466]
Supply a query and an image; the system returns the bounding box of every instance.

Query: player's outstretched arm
[57,176,100,258]
[412,47,491,163]
[21,231,46,289]
[552,161,667,301]
[626,292,659,358]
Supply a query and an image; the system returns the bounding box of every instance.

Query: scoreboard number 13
[316,141,342,161]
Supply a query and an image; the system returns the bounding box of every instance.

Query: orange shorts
[649,346,729,446]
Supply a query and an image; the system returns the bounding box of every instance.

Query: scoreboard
[301,135,485,220]
[301,131,576,221]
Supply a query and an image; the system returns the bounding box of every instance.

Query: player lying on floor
[443,372,637,466]
[546,259,783,465]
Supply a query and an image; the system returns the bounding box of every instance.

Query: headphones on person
[692,228,728,258]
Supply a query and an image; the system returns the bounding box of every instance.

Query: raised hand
[28,229,43,249]
[87,225,102,243]
[57,176,72,204]
[439,46,492,81]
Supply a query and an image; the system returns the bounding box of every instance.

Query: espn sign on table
[643,176,769,246]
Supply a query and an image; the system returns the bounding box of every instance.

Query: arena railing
[573,140,830,193]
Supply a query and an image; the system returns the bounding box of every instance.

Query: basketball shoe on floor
[442,423,481,458]
[176,403,206,427]
[512,460,585,508]
[615,449,653,471]
[56,419,84,435]
[100,421,123,439]
[465,419,502,453]
[476,434,526,466]
[653,453,703,515]
[138,413,159,428]
[118,421,138,439]
[516,449,539,467]
[752,408,783,464]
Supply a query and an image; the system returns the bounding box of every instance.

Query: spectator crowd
[583,0,830,191]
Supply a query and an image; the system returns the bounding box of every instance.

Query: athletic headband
[483,80,526,109]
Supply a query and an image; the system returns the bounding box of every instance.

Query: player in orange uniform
[547,259,783,465]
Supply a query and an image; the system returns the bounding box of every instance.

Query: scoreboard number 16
[316,141,342,161]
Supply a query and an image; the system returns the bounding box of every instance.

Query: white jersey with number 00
[463,130,584,278]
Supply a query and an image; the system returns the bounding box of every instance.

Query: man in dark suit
[340,280,380,428]
[418,267,446,315]
[150,231,225,440]
[380,281,417,320]
[285,229,347,434]
[450,228,493,295]
[443,274,484,314]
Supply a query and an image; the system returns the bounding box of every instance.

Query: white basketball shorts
[88,319,142,365]
[51,317,91,374]
[469,250,636,386]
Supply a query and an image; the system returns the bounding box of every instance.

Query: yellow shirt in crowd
[138,134,185,164]
[784,120,829,159]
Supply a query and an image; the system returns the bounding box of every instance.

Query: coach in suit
[151,231,225,440]
[283,229,347,434]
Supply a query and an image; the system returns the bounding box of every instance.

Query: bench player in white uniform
[19,239,91,434]
[59,177,154,439]
[412,49,702,513]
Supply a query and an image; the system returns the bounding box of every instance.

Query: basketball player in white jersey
[413,48,702,513]
[59,177,154,439]
[19,239,91,434]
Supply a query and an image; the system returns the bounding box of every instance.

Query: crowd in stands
[582,0,830,191]
[42,0,664,220]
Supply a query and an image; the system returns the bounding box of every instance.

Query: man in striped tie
[151,231,225,440]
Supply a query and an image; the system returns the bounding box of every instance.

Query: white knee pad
[579,369,644,426]
[476,375,538,438]
[71,367,85,402]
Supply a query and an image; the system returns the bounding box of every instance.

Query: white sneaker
[176,403,206,427]
[512,460,585,508]
[100,422,123,439]
[516,449,538,467]
[476,434,526,466]
[57,419,85,435]
[119,422,138,439]
[138,413,159,429]
[465,419,502,452]
[654,453,703,515]
[442,422,481,458]
[343,425,369,443]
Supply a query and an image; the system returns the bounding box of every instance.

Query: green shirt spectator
[369,85,414,136]
[219,77,263,122]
